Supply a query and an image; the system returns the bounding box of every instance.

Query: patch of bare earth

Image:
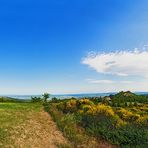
[10,110,69,148]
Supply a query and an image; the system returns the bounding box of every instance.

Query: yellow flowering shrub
[79,99,94,105]
[78,109,84,114]
[79,104,117,121]
[66,100,77,108]
[81,105,92,112]
[116,108,140,122]
[116,119,127,127]
[83,105,97,115]
[65,99,77,112]
[96,104,115,117]
[57,99,78,113]
[117,108,132,119]
[139,105,148,111]
[136,115,148,126]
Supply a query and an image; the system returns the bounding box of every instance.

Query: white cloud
[86,79,133,84]
[82,50,148,77]
[87,79,115,84]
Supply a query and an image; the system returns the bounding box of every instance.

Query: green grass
[0,103,41,147]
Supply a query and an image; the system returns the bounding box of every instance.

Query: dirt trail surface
[10,111,69,148]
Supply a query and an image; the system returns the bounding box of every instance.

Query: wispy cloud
[82,49,148,77]
[87,79,115,84]
[86,79,133,84]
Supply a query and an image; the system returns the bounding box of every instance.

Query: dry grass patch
[0,103,70,148]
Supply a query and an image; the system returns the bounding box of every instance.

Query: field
[0,103,69,148]
[0,91,148,148]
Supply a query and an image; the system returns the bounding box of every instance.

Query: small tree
[31,96,42,103]
[51,97,59,103]
[42,93,50,102]
[124,102,128,107]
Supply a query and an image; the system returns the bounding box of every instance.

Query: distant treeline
[48,91,148,107]
[1,91,148,105]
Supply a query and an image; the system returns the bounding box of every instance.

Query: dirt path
[10,110,69,148]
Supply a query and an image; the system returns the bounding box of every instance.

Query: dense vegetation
[45,91,148,148]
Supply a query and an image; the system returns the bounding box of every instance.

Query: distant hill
[0,96,28,102]
[109,91,148,104]
[114,91,136,97]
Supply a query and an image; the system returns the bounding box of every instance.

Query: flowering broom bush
[48,97,148,147]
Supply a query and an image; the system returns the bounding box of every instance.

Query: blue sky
[0,0,148,94]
